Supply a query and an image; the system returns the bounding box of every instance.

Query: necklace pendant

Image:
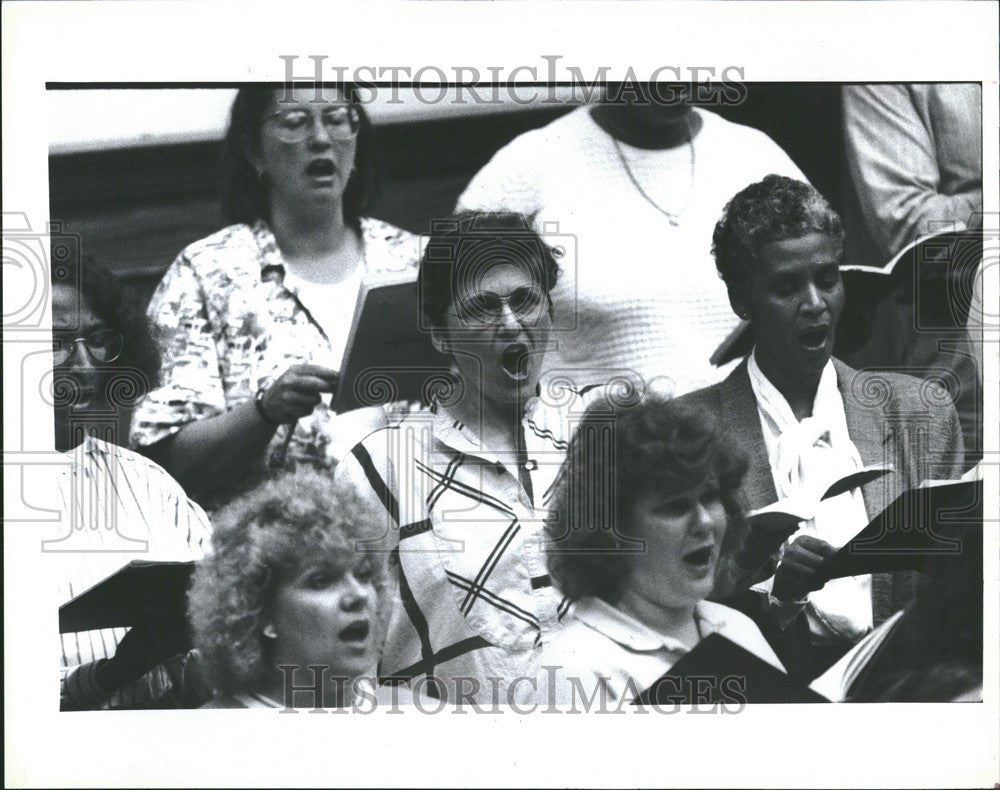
[667,215,679,227]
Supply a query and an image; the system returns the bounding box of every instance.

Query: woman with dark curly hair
[542,395,783,705]
[50,256,212,710]
[676,174,964,680]
[132,84,419,505]
[190,468,395,708]
[51,255,160,451]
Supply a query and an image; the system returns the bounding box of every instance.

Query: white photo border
[3,2,998,787]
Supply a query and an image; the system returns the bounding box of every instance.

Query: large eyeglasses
[453,286,548,325]
[52,329,124,367]
[265,105,360,143]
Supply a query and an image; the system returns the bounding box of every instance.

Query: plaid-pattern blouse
[336,387,590,704]
[131,219,419,471]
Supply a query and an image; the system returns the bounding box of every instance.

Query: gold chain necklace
[612,118,695,227]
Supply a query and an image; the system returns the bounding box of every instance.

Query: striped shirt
[49,435,211,709]
[335,390,586,704]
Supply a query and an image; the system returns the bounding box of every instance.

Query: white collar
[571,597,725,653]
[431,397,542,466]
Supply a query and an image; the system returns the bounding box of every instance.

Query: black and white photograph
[3,2,998,787]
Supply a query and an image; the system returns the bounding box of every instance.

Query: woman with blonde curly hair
[189,468,396,708]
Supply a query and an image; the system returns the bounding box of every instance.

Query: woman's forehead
[752,232,839,274]
[292,542,374,571]
[638,470,717,500]
[51,283,103,331]
[456,249,545,289]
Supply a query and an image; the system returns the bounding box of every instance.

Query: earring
[263,624,277,639]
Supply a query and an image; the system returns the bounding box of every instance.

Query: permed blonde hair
[188,468,391,696]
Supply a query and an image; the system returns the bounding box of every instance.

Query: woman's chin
[331,651,374,676]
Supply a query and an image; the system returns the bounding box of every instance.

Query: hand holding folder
[740,464,894,569]
[59,560,198,689]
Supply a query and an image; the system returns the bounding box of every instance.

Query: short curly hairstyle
[188,468,390,696]
[545,394,748,604]
[418,211,561,332]
[712,174,844,293]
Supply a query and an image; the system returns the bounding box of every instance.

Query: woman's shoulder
[543,605,621,670]
[695,107,780,147]
[672,374,731,417]
[174,223,265,277]
[85,438,197,503]
[181,223,258,257]
[360,217,422,273]
[695,109,805,179]
[152,223,268,309]
[833,358,933,412]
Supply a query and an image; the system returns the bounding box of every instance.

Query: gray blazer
[677,357,965,625]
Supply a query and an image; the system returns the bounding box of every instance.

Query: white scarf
[748,352,873,643]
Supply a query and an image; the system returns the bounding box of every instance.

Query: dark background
[48,83,847,306]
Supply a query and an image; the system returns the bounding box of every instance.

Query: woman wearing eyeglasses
[335,212,579,704]
[50,259,213,710]
[131,84,419,504]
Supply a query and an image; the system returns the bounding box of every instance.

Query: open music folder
[745,464,894,538]
[820,478,981,580]
[59,560,194,634]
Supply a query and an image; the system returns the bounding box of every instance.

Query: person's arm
[150,363,341,495]
[843,84,982,261]
[334,436,400,554]
[61,661,110,711]
[134,255,339,494]
[60,617,190,711]
[146,401,275,494]
[712,541,778,601]
[334,436,403,658]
